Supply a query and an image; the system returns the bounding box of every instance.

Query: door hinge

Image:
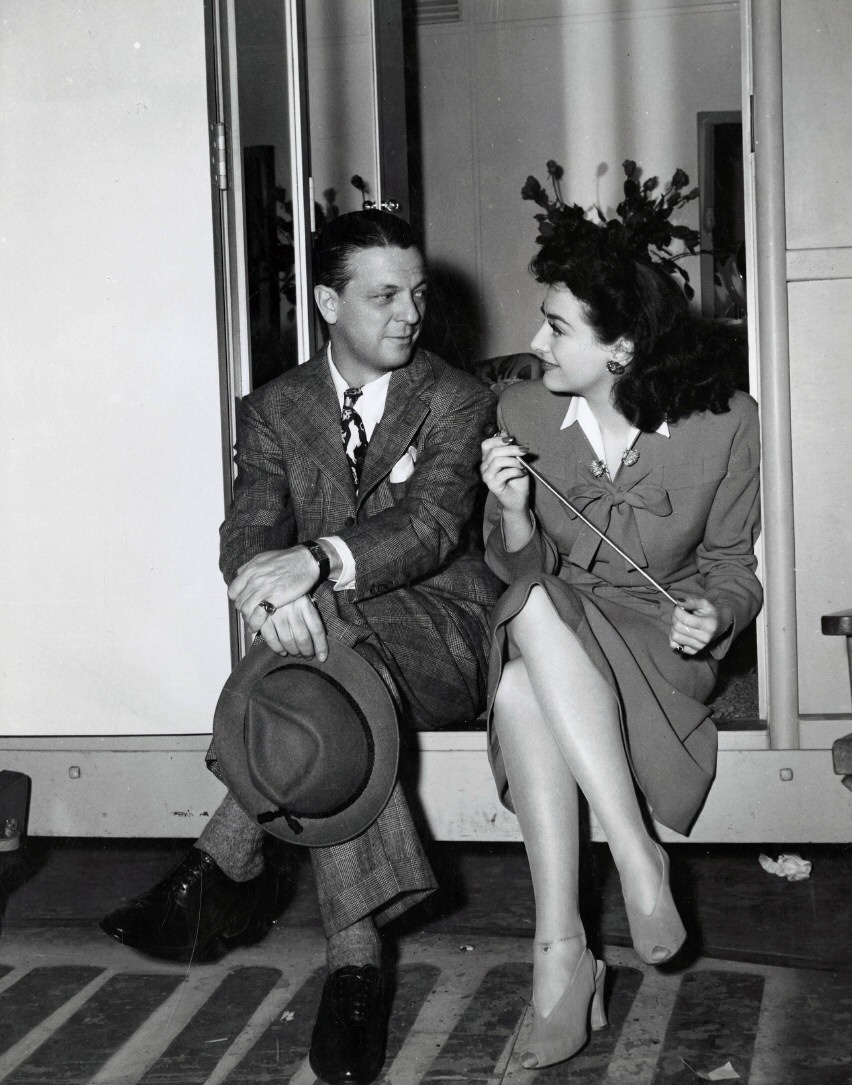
[213,121,228,191]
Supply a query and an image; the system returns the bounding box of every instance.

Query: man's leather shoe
[309,965,388,1085]
[100,849,271,962]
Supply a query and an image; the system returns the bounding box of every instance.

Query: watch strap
[303,539,331,584]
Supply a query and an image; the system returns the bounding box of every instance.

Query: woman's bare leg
[507,588,664,921]
[492,655,587,1015]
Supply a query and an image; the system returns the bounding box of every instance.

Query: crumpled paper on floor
[681,1057,740,1080]
[759,852,812,881]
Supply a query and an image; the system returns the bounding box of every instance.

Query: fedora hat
[213,641,399,846]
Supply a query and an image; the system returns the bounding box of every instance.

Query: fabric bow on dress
[561,475,672,570]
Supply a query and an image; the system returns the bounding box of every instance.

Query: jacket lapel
[287,346,356,504]
[357,352,434,503]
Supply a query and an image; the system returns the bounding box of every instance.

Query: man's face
[318,245,428,386]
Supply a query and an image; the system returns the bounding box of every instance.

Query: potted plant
[522,158,700,298]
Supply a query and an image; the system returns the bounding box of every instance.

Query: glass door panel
[217,0,399,395]
[404,1,761,725]
[216,0,314,395]
[305,0,381,223]
[234,0,299,387]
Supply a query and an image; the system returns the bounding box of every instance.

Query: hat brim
[213,641,399,846]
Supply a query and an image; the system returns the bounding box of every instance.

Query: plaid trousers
[197,782,435,935]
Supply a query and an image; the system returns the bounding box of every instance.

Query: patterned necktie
[341,387,369,487]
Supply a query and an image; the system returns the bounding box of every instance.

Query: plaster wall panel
[0,0,230,736]
[782,0,852,251]
[788,279,852,714]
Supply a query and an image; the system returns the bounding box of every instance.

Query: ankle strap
[535,934,586,952]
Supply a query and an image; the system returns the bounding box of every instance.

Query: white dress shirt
[319,347,393,590]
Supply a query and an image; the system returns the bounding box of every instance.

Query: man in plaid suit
[101,211,501,1084]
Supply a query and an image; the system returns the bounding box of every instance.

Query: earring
[607,342,632,375]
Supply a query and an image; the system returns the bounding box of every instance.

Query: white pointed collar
[559,396,669,463]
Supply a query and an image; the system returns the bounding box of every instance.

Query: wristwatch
[302,539,331,584]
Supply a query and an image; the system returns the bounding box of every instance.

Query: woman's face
[530,285,619,398]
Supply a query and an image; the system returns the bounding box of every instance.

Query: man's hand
[229,547,321,633]
[256,594,328,661]
[669,596,722,656]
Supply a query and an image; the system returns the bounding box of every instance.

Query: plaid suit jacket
[219,345,503,729]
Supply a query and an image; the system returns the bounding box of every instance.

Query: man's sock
[194,793,265,882]
[327,916,382,971]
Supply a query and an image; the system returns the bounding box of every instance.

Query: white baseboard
[1,728,850,842]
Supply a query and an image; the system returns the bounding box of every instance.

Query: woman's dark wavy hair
[314,209,421,293]
[530,226,738,430]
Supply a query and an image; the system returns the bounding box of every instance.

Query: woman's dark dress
[484,381,762,834]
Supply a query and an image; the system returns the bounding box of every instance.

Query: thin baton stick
[515,457,680,606]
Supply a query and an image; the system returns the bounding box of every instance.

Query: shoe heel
[221,908,272,949]
[590,960,608,1030]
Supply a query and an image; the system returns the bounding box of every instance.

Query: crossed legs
[197,782,435,955]
[493,587,671,1013]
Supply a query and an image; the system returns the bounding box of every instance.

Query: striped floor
[0,927,849,1084]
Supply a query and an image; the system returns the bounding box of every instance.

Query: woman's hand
[256,594,328,661]
[480,431,531,514]
[669,596,722,655]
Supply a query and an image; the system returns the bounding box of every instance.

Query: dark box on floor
[0,770,30,847]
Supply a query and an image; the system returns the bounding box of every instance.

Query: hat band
[255,664,377,834]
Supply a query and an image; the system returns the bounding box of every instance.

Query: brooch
[589,448,640,479]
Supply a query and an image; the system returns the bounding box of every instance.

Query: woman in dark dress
[480,228,762,1069]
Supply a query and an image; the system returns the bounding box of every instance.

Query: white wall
[782,0,852,252]
[783,0,852,714]
[415,0,742,359]
[0,0,232,736]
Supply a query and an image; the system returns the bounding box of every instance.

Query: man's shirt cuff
[320,535,356,590]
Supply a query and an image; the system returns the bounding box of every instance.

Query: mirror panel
[306,0,380,223]
[232,0,300,387]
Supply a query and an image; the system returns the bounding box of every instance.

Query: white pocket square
[389,445,418,483]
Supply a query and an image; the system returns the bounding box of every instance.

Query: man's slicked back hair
[313,210,422,293]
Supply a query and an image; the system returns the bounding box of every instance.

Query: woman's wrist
[501,507,535,552]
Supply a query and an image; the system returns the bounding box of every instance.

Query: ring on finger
[672,644,685,655]
[258,599,277,615]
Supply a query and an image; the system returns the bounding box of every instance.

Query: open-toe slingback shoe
[624,843,686,964]
[520,949,607,1070]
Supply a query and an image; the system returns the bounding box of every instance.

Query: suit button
[345,516,355,527]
